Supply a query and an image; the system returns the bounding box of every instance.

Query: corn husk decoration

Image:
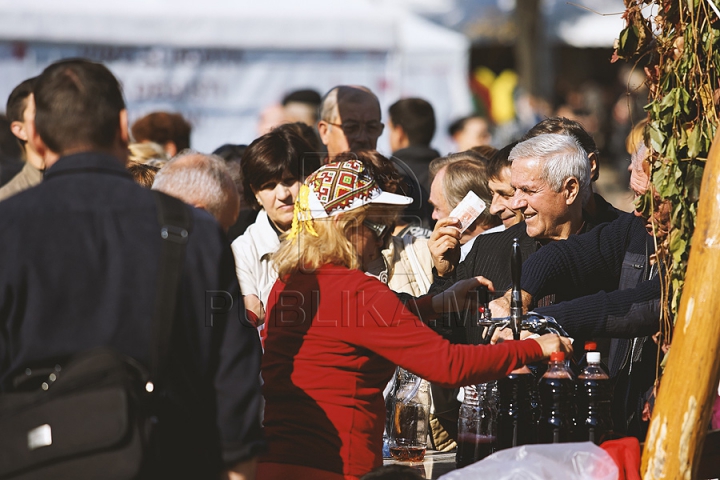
[286,184,318,240]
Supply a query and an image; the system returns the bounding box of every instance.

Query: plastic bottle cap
[587,352,601,364]
[584,340,597,351]
[550,351,565,362]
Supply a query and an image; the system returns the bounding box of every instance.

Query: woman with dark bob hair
[258,159,572,479]
[230,123,320,327]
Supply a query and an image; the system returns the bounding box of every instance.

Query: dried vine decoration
[614,0,720,338]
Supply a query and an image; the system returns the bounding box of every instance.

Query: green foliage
[615,0,720,327]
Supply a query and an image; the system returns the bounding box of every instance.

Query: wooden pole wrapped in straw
[641,130,720,479]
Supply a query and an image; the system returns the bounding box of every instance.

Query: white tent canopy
[0,0,472,152]
[0,0,468,52]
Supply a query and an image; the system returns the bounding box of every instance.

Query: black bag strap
[150,191,193,383]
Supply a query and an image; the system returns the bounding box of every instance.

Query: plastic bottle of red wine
[456,383,497,468]
[496,372,536,449]
[538,352,575,443]
[575,352,613,444]
[577,341,610,374]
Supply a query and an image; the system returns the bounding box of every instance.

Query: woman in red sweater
[258,159,571,480]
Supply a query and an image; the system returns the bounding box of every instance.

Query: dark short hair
[389,98,435,146]
[6,77,36,124]
[213,144,247,163]
[522,116,599,180]
[34,59,125,154]
[131,112,191,151]
[470,144,498,159]
[281,122,322,153]
[241,124,319,210]
[448,115,491,137]
[522,116,597,155]
[282,89,321,107]
[487,141,518,180]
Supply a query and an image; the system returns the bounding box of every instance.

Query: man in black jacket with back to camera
[0,59,263,479]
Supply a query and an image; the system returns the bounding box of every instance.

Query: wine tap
[476,238,569,344]
[510,238,523,340]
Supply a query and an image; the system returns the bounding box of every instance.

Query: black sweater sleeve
[524,213,661,339]
[535,276,661,339]
[521,213,645,300]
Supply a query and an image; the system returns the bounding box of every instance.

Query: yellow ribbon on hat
[286,183,318,241]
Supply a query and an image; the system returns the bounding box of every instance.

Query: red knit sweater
[260,264,543,478]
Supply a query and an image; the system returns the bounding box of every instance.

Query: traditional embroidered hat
[304,159,412,218]
[287,159,412,239]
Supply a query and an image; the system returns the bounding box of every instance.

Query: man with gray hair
[428,133,603,342]
[508,133,590,243]
[152,151,240,233]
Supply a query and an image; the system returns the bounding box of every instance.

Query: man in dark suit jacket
[0,59,263,479]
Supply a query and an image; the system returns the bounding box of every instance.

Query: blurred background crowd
[0,0,641,213]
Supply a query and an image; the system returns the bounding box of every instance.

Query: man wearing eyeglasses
[317,86,385,159]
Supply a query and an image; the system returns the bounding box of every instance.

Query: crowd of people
[0,58,663,480]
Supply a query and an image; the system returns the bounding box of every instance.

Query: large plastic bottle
[577,341,609,373]
[496,371,536,449]
[538,351,575,443]
[575,352,613,444]
[456,383,497,468]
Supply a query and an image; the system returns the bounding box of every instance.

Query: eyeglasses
[362,219,390,240]
[326,120,384,138]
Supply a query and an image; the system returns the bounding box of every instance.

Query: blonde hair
[626,120,648,154]
[128,141,169,165]
[273,204,399,279]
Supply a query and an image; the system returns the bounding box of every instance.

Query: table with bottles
[384,345,613,476]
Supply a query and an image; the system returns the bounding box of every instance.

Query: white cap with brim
[306,185,413,219]
[302,159,413,219]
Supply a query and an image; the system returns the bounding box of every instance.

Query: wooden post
[513,0,552,100]
[641,131,720,479]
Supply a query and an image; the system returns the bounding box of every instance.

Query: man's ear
[317,120,331,146]
[119,109,130,145]
[10,121,28,141]
[389,122,408,151]
[163,141,178,158]
[588,152,599,181]
[564,177,580,205]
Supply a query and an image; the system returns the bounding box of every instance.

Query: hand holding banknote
[428,191,487,277]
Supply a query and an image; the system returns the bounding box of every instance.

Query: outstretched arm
[520,214,645,301]
[535,276,661,339]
